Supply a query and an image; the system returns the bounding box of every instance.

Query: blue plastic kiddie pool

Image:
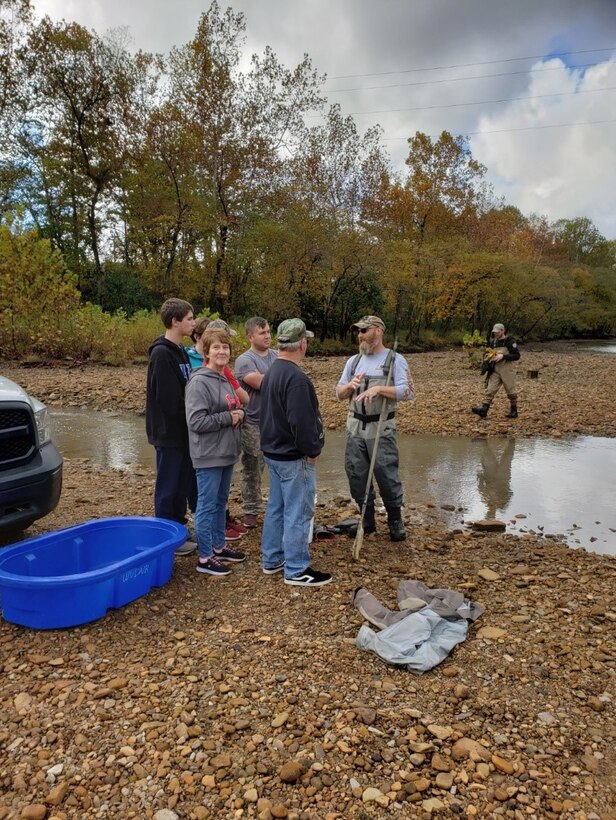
[0,516,187,629]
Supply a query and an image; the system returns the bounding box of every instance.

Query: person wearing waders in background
[336,316,415,542]
[472,323,520,419]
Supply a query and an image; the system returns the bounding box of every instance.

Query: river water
[50,409,615,556]
[550,339,616,355]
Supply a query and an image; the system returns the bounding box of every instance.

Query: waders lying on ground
[352,341,398,561]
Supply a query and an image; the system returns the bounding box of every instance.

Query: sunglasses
[357,327,373,334]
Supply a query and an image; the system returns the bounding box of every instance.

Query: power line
[329,62,602,93]
[327,46,616,81]
[346,86,616,117]
[380,118,616,141]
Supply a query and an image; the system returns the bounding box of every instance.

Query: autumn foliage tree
[15,17,153,298]
[0,2,613,356]
[0,214,80,356]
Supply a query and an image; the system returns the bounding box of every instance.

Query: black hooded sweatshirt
[146,336,192,447]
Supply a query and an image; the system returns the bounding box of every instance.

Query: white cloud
[471,56,616,237]
[28,0,616,237]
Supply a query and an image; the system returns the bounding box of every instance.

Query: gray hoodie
[185,368,241,468]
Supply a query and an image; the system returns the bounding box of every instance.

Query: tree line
[1,0,615,360]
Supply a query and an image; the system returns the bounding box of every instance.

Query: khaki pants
[485,361,517,404]
[240,422,265,515]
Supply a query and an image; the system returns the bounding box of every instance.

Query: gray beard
[359,340,377,355]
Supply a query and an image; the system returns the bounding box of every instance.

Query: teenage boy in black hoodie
[146,298,197,554]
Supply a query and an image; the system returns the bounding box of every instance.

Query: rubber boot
[362,502,376,535]
[386,506,406,542]
[471,402,490,418]
[506,404,518,418]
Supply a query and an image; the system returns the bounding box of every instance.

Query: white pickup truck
[0,375,63,532]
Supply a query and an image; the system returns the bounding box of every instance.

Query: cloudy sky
[33,0,616,238]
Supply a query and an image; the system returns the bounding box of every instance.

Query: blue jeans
[262,457,316,579]
[195,465,234,559]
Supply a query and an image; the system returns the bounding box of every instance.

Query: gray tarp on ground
[352,580,484,673]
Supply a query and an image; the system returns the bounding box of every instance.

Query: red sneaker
[226,517,247,534]
[243,514,259,528]
[225,527,243,541]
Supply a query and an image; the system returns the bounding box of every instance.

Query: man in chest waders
[472,323,521,419]
[336,316,415,541]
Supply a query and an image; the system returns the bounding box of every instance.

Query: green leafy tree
[21,19,150,291]
[284,104,389,337]
[162,2,325,312]
[0,215,80,356]
[0,0,32,212]
[554,217,607,264]
[120,104,201,298]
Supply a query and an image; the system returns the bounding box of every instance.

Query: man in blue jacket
[259,319,332,587]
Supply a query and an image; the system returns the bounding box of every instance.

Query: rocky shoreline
[0,350,615,819]
[3,345,616,438]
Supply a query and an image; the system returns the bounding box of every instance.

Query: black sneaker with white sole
[284,566,332,587]
[213,544,246,563]
[196,556,232,576]
[262,562,285,575]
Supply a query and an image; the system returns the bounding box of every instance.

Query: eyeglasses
[357,328,372,334]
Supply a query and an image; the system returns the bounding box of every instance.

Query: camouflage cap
[351,315,385,331]
[207,318,237,336]
[276,318,314,343]
[492,323,505,333]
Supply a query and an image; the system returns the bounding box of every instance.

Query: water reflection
[51,409,150,471]
[477,438,515,519]
[455,436,616,556]
[50,409,616,556]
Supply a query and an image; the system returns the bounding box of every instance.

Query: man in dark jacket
[472,323,521,419]
[259,318,331,587]
[146,298,196,553]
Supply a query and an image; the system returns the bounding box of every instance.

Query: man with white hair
[336,315,415,542]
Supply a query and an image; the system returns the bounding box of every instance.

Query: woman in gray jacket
[185,329,247,576]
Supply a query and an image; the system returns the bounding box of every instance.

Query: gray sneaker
[175,539,197,557]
